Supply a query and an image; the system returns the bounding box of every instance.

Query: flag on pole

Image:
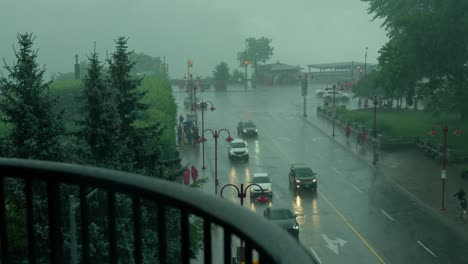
[188,59,193,67]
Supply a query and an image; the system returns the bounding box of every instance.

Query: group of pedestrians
[177,115,200,147]
[345,122,367,151]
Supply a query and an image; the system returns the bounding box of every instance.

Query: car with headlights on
[288,164,317,191]
[228,139,249,161]
[237,121,258,137]
[249,173,273,201]
[263,208,299,239]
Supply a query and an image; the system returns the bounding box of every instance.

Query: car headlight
[245,149,249,154]
[255,129,258,132]
[243,130,247,133]
[293,222,299,230]
[312,179,317,182]
[229,149,234,154]
[295,179,301,183]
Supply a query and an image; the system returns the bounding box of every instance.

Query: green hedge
[336,108,468,156]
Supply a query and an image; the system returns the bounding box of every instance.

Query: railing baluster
[47,181,63,264]
[245,240,253,264]
[0,177,9,264]
[181,210,190,263]
[108,191,117,263]
[25,179,36,264]
[223,229,232,264]
[80,186,90,264]
[157,204,167,263]
[259,249,274,263]
[203,220,212,264]
[132,196,142,264]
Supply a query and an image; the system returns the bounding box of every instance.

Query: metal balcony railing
[0,158,318,264]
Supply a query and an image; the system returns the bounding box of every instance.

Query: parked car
[249,173,273,201]
[288,164,317,191]
[237,121,258,137]
[323,91,351,102]
[263,208,299,239]
[228,139,249,161]
[315,87,334,96]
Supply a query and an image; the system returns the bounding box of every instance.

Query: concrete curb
[300,113,468,241]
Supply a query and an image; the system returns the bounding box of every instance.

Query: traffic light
[244,60,249,65]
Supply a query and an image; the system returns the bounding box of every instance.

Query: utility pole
[364,47,368,75]
[301,73,308,117]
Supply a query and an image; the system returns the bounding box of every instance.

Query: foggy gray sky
[0,0,387,78]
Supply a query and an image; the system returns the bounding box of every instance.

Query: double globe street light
[199,129,233,195]
[198,100,215,170]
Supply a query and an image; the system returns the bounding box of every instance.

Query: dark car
[289,164,317,191]
[237,121,258,137]
[263,208,299,239]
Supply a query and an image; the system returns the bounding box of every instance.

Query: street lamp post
[198,100,216,170]
[373,96,378,166]
[200,129,233,195]
[364,47,368,75]
[244,60,249,90]
[220,183,265,206]
[332,84,336,137]
[220,183,265,251]
[429,125,462,211]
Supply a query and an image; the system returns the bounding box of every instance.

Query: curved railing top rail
[0,158,318,264]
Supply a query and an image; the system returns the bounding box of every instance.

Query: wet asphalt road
[176,84,468,264]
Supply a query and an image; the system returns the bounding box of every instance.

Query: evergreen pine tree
[107,37,164,174]
[77,44,121,167]
[0,33,65,161]
[107,37,147,133]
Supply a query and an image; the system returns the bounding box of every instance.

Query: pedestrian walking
[356,133,361,150]
[360,128,367,146]
[191,165,199,182]
[179,114,184,124]
[357,98,362,109]
[183,168,191,185]
[454,188,466,201]
[345,123,351,141]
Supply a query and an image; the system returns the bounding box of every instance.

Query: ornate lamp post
[429,125,462,210]
[220,183,266,251]
[373,96,378,166]
[198,100,215,170]
[199,129,233,195]
[220,183,265,206]
[332,84,336,137]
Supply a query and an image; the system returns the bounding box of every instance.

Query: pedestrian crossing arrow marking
[321,234,347,255]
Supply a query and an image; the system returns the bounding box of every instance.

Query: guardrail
[0,158,318,264]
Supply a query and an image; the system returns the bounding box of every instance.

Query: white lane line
[309,248,323,264]
[417,241,437,257]
[331,167,341,175]
[380,210,395,221]
[351,184,363,193]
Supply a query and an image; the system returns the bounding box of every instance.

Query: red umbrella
[191,166,199,182]
[183,168,190,185]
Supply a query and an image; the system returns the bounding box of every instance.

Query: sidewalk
[305,111,468,234]
[180,145,247,263]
